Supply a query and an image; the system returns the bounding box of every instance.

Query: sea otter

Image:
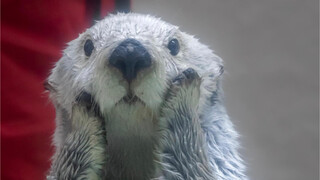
[46,13,247,180]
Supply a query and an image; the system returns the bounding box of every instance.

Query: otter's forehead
[88,13,178,50]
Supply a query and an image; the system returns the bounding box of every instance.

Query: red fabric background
[1,1,114,179]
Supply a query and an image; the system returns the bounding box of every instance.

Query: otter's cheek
[133,66,167,111]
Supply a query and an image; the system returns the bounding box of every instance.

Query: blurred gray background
[132,0,319,180]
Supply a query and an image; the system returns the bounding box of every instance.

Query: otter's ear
[212,64,224,80]
[44,80,57,93]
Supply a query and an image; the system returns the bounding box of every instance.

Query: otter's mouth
[76,91,145,114]
[122,93,139,104]
[120,90,146,105]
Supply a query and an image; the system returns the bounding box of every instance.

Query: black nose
[109,39,152,82]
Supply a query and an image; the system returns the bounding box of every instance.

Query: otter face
[48,13,223,117]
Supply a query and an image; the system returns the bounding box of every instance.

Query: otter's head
[47,13,223,117]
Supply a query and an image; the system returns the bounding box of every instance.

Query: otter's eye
[168,38,180,56]
[84,39,94,57]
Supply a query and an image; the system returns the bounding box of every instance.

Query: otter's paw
[172,68,201,86]
[165,68,201,109]
[75,91,101,115]
[71,100,104,137]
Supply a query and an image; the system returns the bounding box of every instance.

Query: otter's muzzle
[109,38,151,82]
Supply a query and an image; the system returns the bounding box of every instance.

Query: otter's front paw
[172,68,201,86]
[71,94,104,136]
[75,91,101,116]
[50,103,107,180]
[165,68,201,109]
